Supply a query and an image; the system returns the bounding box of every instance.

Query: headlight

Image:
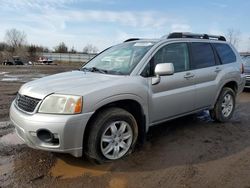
[38,94,82,114]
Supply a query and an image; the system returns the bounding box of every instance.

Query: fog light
[37,129,54,143]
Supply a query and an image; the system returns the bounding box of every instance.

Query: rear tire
[84,107,138,163]
[210,87,236,122]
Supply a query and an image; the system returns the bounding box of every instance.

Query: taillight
[241,63,244,74]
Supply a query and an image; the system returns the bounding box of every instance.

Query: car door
[145,42,196,124]
[189,42,220,109]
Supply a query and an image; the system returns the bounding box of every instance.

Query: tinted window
[143,43,189,76]
[191,43,216,69]
[213,43,236,64]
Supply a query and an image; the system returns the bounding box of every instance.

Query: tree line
[54,42,98,54]
[0,28,98,62]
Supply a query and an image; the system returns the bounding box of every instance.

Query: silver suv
[10,32,246,163]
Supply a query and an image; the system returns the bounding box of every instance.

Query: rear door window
[213,43,236,64]
[190,42,216,69]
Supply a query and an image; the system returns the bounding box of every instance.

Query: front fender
[92,94,149,131]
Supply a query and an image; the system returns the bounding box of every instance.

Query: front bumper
[10,102,94,157]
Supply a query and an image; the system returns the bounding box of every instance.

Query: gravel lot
[1,65,250,188]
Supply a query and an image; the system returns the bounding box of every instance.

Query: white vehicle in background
[38,57,53,64]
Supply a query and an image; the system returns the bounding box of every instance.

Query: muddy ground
[0,65,250,188]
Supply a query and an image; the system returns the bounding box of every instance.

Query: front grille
[15,93,41,113]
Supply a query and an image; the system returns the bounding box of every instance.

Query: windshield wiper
[81,67,126,75]
[81,67,108,74]
[91,67,108,74]
[80,67,92,72]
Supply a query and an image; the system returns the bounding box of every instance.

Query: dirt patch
[1,65,250,187]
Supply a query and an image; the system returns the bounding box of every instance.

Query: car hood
[19,71,124,99]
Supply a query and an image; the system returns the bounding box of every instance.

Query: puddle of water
[50,157,110,179]
[0,73,47,82]
[109,177,127,188]
[1,77,21,81]
[0,72,9,75]
[0,132,24,146]
[4,74,18,78]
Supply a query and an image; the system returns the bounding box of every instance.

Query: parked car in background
[10,32,245,163]
[2,57,24,65]
[38,57,53,64]
[13,56,24,65]
[2,60,14,65]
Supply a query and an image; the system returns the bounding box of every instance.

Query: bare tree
[70,46,77,53]
[83,44,98,54]
[15,47,29,62]
[27,44,42,61]
[54,42,68,53]
[5,28,27,51]
[226,28,241,48]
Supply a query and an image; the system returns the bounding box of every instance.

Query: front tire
[85,107,138,163]
[210,87,236,122]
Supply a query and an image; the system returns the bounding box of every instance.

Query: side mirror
[152,63,174,85]
[154,63,174,76]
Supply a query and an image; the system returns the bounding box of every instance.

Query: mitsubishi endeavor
[10,32,246,163]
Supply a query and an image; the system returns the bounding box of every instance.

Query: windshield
[82,42,155,75]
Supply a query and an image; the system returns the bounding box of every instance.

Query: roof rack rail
[124,38,140,42]
[167,32,226,41]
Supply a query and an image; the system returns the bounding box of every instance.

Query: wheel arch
[213,80,238,107]
[223,81,238,93]
[83,98,147,155]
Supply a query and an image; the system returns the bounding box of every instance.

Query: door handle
[215,67,222,73]
[184,72,194,79]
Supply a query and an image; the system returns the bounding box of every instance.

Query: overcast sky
[0,0,249,52]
